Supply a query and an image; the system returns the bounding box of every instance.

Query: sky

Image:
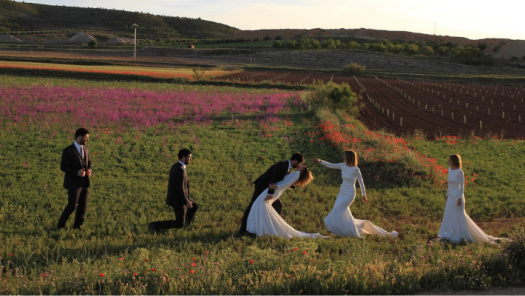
[23,0,524,40]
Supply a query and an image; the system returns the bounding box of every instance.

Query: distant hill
[234,28,525,59]
[0,0,239,40]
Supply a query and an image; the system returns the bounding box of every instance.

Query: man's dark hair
[290,152,305,163]
[178,148,192,160]
[75,128,89,139]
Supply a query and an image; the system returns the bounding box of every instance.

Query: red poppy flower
[119,258,124,261]
[192,263,196,267]
[190,270,195,274]
[249,260,254,264]
[205,251,209,255]
[151,268,156,272]
[144,259,149,262]
[10,253,14,257]
[100,273,105,277]
[133,273,138,276]
[294,247,298,251]
[41,274,46,277]
[193,257,196,261]
[303,251,307,254]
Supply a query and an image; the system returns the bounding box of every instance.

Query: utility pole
[132,23,138,58]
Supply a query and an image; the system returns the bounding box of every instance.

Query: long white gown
[438,168,504,244]
[246,171,327,238]
[321,161,398,238]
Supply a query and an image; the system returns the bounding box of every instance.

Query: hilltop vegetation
[0,0,239,40]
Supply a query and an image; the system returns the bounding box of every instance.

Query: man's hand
[269,183,278,190]
[186,201,193,209]
[86,169,92,177]
[457,198,462,206]
[361,196,368,204]
[78,170,86,177]
[312,158,321,163]
[264,195,273,201]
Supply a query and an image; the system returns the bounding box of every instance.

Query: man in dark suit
[149,148,199,232]
[58,128,92,230]
[239,152,305,235]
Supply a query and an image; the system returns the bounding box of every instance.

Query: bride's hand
[312,158,321,163]
[457,198,462,206]
[362,196,368,204]
[269,183,278,190]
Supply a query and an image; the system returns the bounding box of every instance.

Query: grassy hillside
[0,0,239,39]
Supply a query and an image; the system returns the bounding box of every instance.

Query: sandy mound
[67,33,97,43]
[106,36,134,45]
[0,34,22,42]
[493,40,525,59]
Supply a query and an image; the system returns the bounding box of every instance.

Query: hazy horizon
[17,0,524,41]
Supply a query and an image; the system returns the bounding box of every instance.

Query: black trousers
[58,183,89,229]
[151,202,199,230]
[239,185,282,233]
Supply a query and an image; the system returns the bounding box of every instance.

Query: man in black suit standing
[149,148,199,232]
[58,128,92,230]
[239,152,305,235]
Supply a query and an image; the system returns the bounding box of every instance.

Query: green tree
[420,45,434,55]
[437,46,449,56]
[303,82,362,116]
[370,42,387,52]
[342,62,366,76]
[391,44,405,54]
[286,40,297,49]
[272,41,283,48]
[275,35,282,40]
[88,40,97,48]
[348,41,361,49]
[311,39,321,49]
[406,43,419,55]
[263,35,272,41]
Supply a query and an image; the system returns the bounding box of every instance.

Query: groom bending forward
[149,148,198,232]
[239,152,305,235]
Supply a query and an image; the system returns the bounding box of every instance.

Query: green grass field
[1,75,524,294]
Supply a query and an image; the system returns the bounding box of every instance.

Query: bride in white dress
[246,166,327,238]
[314,150,398,238]
[439,154,505,244]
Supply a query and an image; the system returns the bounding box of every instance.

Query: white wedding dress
[321,161,398,238]
[438,168,504,244]
[246,171,327,238]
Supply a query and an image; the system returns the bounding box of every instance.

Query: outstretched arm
[317,160,343,170]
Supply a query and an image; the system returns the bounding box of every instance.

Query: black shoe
[148,222,157,234]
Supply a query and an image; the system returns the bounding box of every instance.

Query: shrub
[454,46,494,66]
[253,38,259,41]
[437,46,449,56]
[272,41,283,48]
[263,35,271,41]
[286,40,297,49]
[347,41,361,49]
[303,82,361,116]
[369,42,387,52]
[420,45,434,55]
[310,39,321,49]
[192,67,205,80]
[341,62,366,76]
[391,44,405,54]
[478,42,487,51]
[88,40,97,48]
[275,35,282,40]
[406,43,419,55]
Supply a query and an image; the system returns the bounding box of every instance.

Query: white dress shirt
[73,141,84,158]
[179,160,186,170]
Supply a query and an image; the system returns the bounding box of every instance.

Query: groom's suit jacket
[61,144,92,189]
[253,160,290,195]
[166,162,191,207]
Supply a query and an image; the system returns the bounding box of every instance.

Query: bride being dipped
[246,165,327,238]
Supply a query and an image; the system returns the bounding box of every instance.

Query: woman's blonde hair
[296,167,314,187]
[449,154,462,169]
[345,150,358,166]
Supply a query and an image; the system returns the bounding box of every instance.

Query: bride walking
[313,151,397,238]
[438,154,504,244]
[246,166,327,238]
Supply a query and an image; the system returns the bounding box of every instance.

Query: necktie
[80,146,84,159]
